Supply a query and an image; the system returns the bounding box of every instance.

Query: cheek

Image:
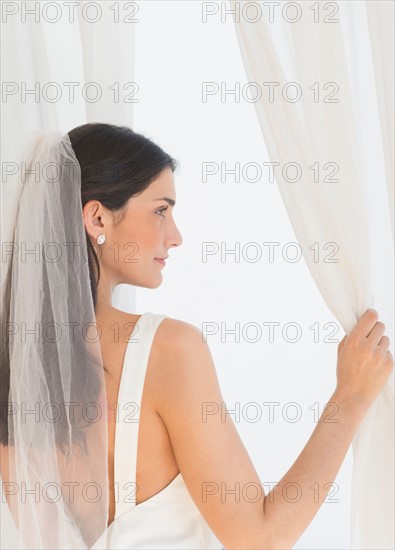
[124,224,160,261]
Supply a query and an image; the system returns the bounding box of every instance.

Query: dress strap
[114,312,168,519]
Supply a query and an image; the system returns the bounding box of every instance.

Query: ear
[82,200,105,242]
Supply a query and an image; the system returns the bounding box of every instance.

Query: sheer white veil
[1,131,109,549]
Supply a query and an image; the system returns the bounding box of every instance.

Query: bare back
[96,310,180,527]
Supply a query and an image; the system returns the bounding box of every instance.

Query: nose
[166,218,183,249]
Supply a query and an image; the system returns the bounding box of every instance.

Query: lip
[154,258,167,265]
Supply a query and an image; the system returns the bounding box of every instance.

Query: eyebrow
[153,197,176,206]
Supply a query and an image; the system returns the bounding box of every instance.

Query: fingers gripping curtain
[230,1,394,548]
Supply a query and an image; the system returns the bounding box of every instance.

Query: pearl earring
[96,234,106,245]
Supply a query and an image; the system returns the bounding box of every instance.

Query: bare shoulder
[154,316,205,353]
[149,316,222,401]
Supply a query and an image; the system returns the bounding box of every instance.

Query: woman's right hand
[335,308,394,406]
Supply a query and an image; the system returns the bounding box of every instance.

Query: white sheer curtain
[0,1,136,306]
[77,4,136,126]
[0,3,136,547]
[365,1,394,240]
[76,2,137,311]
[230,0,394,548]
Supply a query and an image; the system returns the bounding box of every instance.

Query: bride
[0,122,393,549]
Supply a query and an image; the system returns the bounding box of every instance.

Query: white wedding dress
[0,312,223,549]
[91,312,223,549]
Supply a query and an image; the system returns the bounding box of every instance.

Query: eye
[155,206,169,218]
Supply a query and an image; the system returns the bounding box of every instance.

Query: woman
[1,122,393,549]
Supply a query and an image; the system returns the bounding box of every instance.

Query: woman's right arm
[261,308,393,548]
[152,309,393,549]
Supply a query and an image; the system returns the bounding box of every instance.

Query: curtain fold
[76,2,137,312]
[76,3,136,126]
[365,0,394,240]
[230,1,394,548]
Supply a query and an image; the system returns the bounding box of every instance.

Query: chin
[121,263,165,288]
[135,274,163,290]
[149,276,163,289]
